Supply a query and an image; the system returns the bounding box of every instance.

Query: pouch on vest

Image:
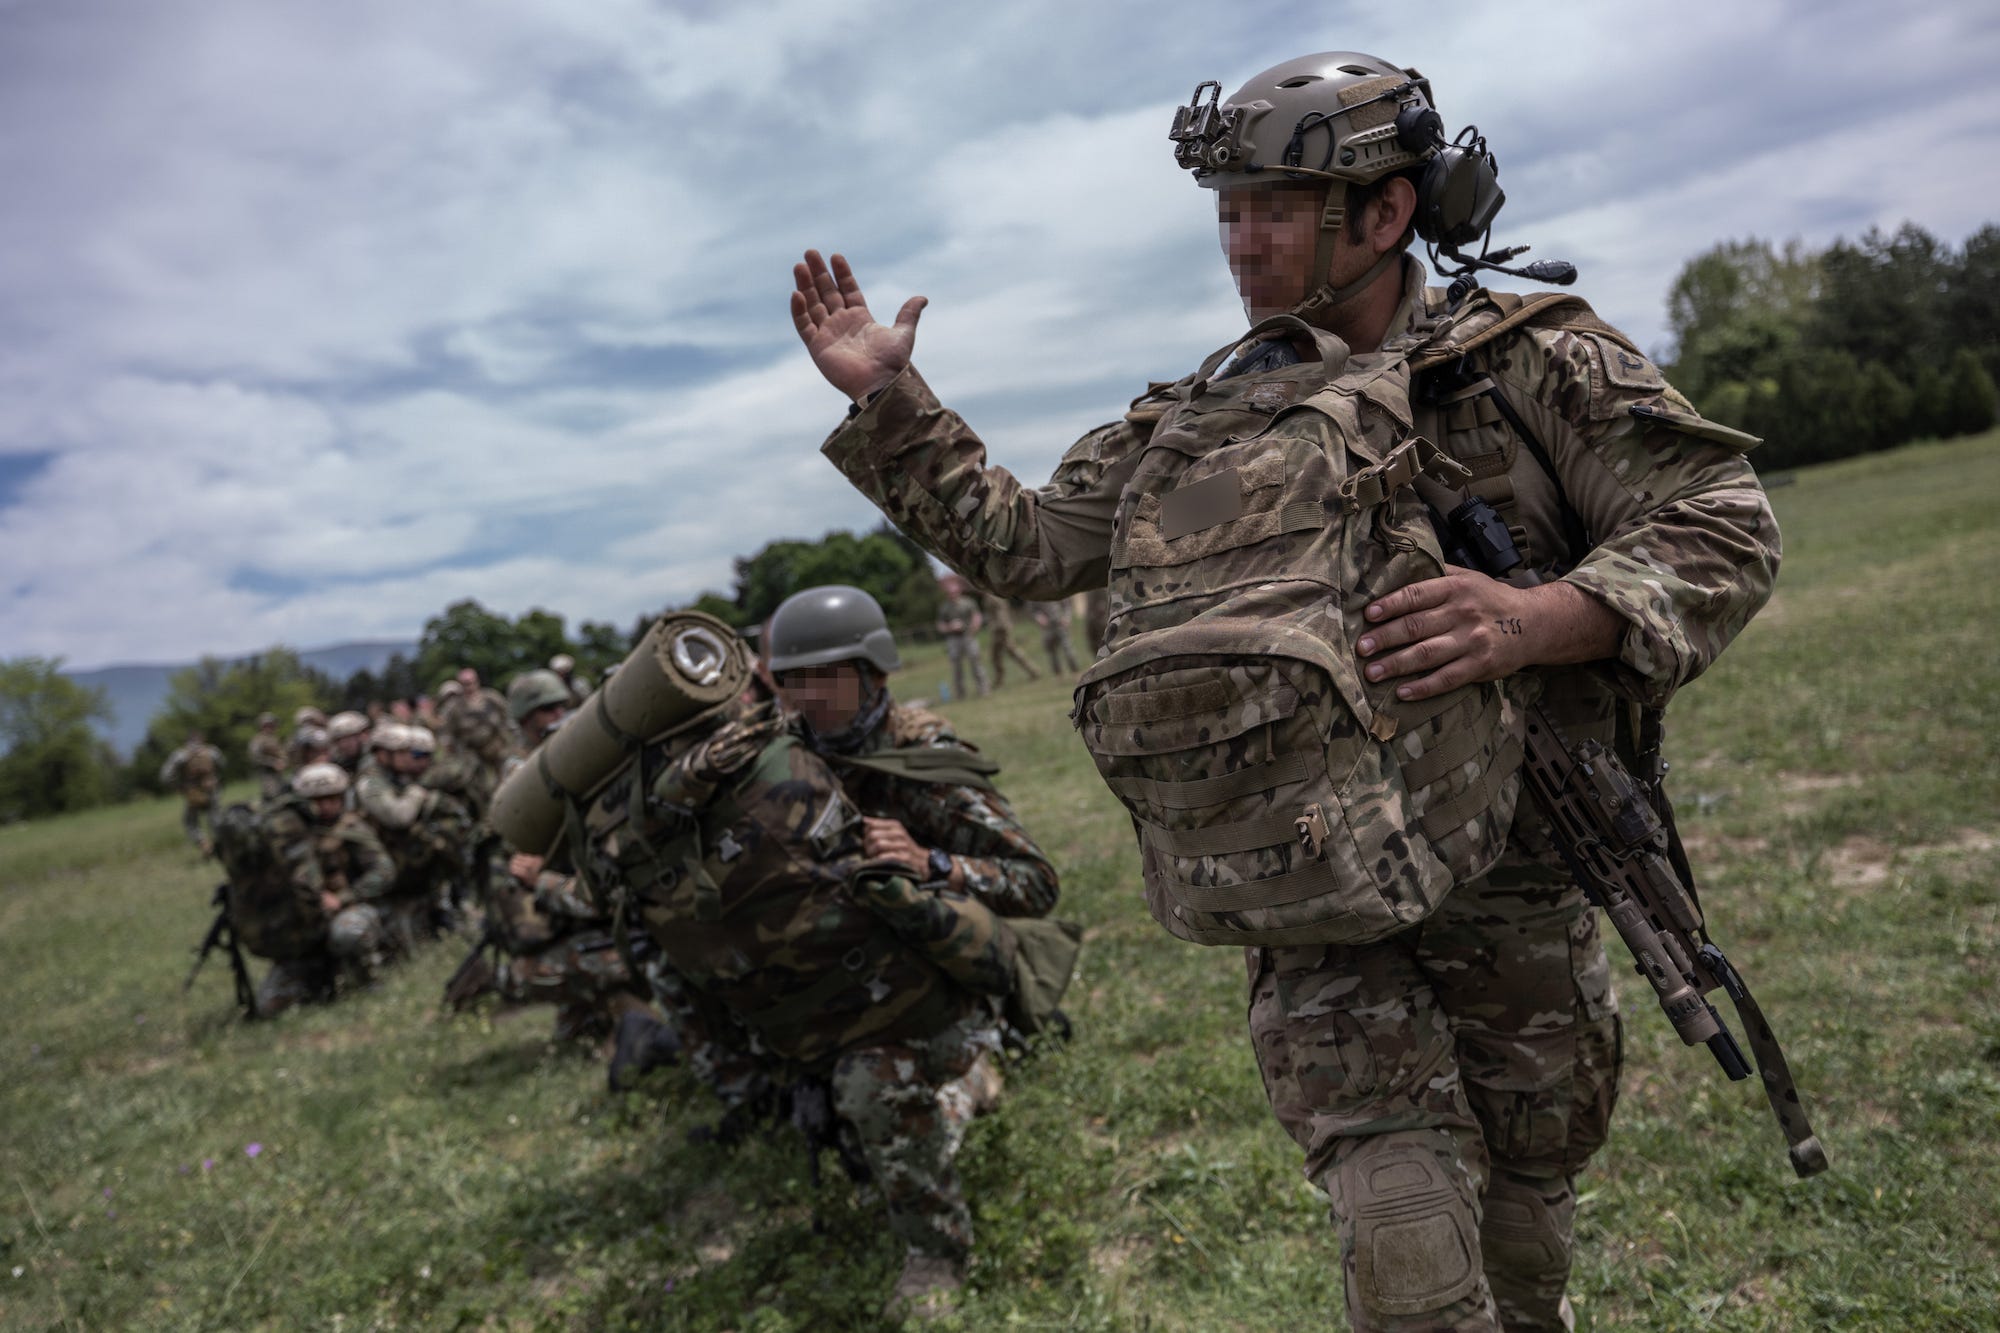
[1074,314,1524,948]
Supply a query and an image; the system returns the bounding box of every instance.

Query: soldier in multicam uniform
[288,706,328,769]
[436,668,518,816]
[765,586,1061,925]
[354,723,472,951]
[247,713,287,801]
[1030,599,1082,676]
[932,574,987,700]
[979,591,1040,688]
[448,670,652,1044]
[325,712,371,781]
[160,730,226,850]
[790,51,1779,1333]
[234,762,399,1015]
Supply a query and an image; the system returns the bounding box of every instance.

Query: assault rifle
[1436,496,1828,1178]
[185,884,257,1020]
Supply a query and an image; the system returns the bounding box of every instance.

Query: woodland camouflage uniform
[585,700,1013,1271]
[243,801,399,1015]
[818,256,1777,1330]
[802,697,1060,920]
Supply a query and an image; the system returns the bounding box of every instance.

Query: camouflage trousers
[253,954,335,1018]
[498,932,647,1039]
[832,1014,996,1263]
[943,634,987,700]
[1247,871,1621,1333]
[1041,627,1080,675]
[180,794,216,849]
[987,628,1040,687]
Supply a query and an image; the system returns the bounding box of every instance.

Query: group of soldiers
[930,575,1108,702]
[175,44,1805,1327]
[192,604,1074,1319]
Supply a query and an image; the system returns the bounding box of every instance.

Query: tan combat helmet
[327,711,370,741]
[292,762,350,798]
[1169,53,1506,316]
[368,722,413,753]
[405,726,437,754]
[294,705,328,728]
[549,653,575,675]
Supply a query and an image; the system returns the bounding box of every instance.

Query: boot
[883,1253,965,1323]
[607,1009,683,1093]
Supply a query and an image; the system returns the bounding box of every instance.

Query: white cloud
[2,0,1998,669]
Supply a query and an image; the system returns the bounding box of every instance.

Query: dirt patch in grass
[1090,1234,1152,1276]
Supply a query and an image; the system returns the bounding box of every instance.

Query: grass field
[3,433,1997,1331]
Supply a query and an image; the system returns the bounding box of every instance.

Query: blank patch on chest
[1159,468,1244,540]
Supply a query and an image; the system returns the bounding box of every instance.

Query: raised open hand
[790,249,927,401]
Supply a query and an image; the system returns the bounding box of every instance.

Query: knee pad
[1334,1133,1483,1320]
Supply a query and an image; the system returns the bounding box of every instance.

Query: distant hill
[67,640,418,756]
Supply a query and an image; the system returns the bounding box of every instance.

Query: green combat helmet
[506,669,571,723]
[765,585,902,675]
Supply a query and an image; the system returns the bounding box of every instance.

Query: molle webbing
[1415,724,1521,842]
[1148,813,1306,860]
[1164,863,1340,914]
[1107,754,1312,811]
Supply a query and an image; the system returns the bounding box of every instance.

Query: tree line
[1665,223,1998,468]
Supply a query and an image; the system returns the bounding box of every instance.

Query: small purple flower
[178,1164,190,1175]
[201,1159,214,1172]
[102,1188,113,1199]
[105,1209,117,1220]
[245,1143,262,1159]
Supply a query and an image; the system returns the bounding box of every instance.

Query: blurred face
[310,795,345,823]
[776,662,870,733]
[396,745,432,777]
[523,704,566,745]
[333,734,365,761]
[1217,181,1326,320]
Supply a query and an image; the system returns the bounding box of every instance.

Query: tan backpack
[1073,313,1524,948]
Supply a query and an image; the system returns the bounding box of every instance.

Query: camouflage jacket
[441,688,517,768]
[820,259,1780,877]
[804,700,1060,918]
[820,256,1778,715]
[161,743,224,792]
[247,732,286,776]
[934,594,980,639]
[582,702,981,1068]
[282,810,395,908]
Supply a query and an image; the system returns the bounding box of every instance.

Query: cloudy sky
[4,0,1997,669]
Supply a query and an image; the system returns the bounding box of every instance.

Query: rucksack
[1072,312,1524,948]
[216,800,326,961]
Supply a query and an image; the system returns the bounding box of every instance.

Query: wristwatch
[928,847,953,883]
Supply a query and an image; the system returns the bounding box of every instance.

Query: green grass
[3,433,1997,1330]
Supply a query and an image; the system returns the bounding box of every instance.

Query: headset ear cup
[1417,145,1506,248]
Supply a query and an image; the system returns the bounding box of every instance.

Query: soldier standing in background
[932,574,987,701]
[1030,599,1081,675]
[247,713,287,801]
[549,652,591,708]
[287,706,328,769]
[160,729,225,851]
[980,591,1041,688]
